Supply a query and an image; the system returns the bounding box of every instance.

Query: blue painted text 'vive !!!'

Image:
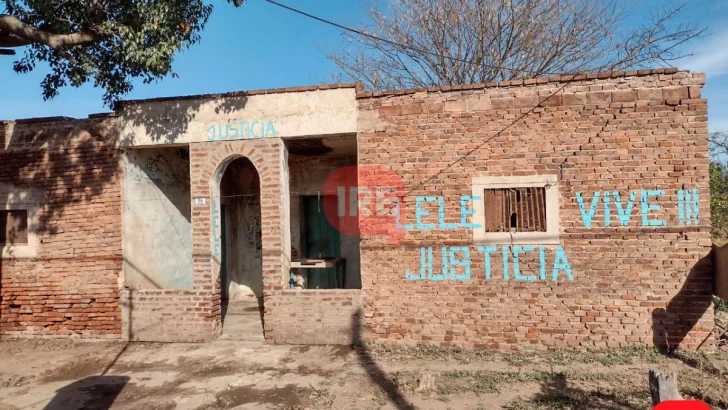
[207,120,277,141]
[405,246,573,282]
[576,189,700,228]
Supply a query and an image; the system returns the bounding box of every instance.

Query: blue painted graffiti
[207,120,277,141]
[577,189,699,227]
[396,196,482,230]
[612,190,637,226]
[398,187,699,282]
[405,246,469,281]
[677,189,700,225]
[641,190,665,227]
[576,191,601,228]
[212,198,221,258]
[406,245,573,282]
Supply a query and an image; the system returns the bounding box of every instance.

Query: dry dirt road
[1,339,727,410]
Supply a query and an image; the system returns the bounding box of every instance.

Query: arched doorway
[218,157,263,341]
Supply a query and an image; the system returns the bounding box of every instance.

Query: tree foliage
[328,0,705,91]
[709,132,728,241]
[710,161,728,241]
[0,0,245,106]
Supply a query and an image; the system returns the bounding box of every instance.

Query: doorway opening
[218,157,264,341]
[286,135,361,290]
[302,195,341,288]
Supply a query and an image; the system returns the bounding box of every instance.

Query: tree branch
[0,14,103,49]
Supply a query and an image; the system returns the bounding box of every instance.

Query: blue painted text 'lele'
[576,189,699,228]
[207,120,277,141]
[394,196,481,230]
[405,246,573,282]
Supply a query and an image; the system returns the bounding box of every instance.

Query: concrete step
[221,299,265,341]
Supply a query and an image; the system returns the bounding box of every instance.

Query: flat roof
[115,82,360,108]
[2,68,695,123]
[356,68,686,99]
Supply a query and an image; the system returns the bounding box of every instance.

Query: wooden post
[649,370,683,405]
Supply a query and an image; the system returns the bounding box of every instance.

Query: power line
[124,3,579,204]
[262,0,571,78]
[259,1,592,196]
[403,77,577,196]
[123,76,577,203]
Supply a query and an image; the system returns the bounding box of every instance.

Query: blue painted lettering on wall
[207,120,277,141]
[398,187,699,282]
[405,245,573,282]
[612,190,637,226]
[576,191,600,228]
[406,246,471,280]
[576,189,699,227]
[677,189,700,225]
[211,198,221,258]
[396,196,482,230]
[640,190,666,226]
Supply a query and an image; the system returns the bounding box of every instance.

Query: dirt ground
[1,339,727,410]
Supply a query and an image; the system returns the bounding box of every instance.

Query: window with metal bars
[483,187,546,232]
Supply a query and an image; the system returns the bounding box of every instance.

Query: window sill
[1,245,36,259]
[473,232,560,246]
[282,288,361,293]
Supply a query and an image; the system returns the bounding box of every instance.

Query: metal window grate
[483,187,546,232]
[0,210,29,245]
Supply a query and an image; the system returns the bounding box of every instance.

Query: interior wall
[122,146,192,289]
[288,154,361,288]
[221,157,262,299]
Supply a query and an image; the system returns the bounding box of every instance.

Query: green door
[303,196,340,289]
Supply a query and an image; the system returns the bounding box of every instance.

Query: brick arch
[208,150,273,200]
[188,140,289,339]
[208,152,267,290]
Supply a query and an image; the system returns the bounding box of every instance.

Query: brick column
[190,138,289,340]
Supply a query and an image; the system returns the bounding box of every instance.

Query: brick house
[0,68,715,350]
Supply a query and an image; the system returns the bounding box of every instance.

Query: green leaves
[4,0,247,106]
[710,161,728,241]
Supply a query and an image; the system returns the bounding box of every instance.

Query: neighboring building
[0,68,715,350]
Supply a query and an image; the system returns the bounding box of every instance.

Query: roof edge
[116,82,359,109]
[0,116,76,125]
[356,68,689,99]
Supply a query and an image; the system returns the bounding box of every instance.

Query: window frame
[471,175,560,245]
[0,188,39,259]
[1,208,29,246]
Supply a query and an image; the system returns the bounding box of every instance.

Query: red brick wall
[0,117,122,338]
[121,289,217,342]
[356,69,714,350]
[265,290,362,345]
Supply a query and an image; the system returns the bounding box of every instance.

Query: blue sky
[1,0,727,132]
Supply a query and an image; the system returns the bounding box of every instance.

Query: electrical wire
[258,0,587,195]
[402,77,577,196]
[262,0,575,78]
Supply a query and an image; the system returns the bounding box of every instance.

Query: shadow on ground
[502,372,649,410]
[351,307,415,410]
[43,376,130,410]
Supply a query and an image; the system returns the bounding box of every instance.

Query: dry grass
[363,342,728,409]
